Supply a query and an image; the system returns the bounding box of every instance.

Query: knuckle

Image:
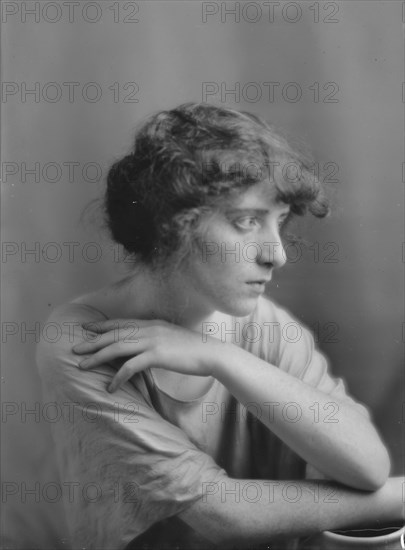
[150,347,163,363]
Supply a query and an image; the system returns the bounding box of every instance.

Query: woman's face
[178,181,291,318]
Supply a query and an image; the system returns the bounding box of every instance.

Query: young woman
[36,103,403,550]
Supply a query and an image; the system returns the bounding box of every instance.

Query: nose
[256,225,286,270]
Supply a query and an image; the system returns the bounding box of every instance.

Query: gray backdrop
[2,1,403,547]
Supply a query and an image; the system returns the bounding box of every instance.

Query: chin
[219,296,259,318]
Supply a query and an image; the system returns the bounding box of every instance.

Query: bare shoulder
[70,289,106,312]
[70,282,134,319]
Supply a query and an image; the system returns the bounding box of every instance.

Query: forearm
[178,476,404,548]
[213,345,390,490]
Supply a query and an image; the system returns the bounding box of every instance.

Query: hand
[72,318,225,393]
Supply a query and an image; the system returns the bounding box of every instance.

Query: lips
[246,281,267,292]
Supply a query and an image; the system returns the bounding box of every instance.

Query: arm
[36,304,228,550]
[67,311,401,545]
[75,314,391,490]
[178,475,404,548]
[212,343,390,491]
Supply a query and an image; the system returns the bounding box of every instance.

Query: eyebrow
[226,208,290,216]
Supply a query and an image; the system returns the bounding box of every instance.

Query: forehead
[223,181,289,212]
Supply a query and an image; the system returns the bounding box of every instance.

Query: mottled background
[2,1,403,547]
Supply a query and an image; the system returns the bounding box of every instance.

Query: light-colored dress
[36,295,370,550]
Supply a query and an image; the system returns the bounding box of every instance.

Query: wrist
[208,340,243,380]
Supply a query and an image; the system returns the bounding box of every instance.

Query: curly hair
[105,102,329,270]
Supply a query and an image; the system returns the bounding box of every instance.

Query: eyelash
[234,216,261,230]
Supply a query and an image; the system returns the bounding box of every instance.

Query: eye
[234,216,261,230]
[278,213,292,231]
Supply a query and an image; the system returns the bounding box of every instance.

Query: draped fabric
[35,296,370,549]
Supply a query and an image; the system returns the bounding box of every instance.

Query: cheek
[199,225,261,267]
[196,219,240,264]
[187,223,255,289]
[196,245,242,280]
[185,249,260,316]
[184,253,236,300]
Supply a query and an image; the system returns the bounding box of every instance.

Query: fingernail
[79,359,89,368]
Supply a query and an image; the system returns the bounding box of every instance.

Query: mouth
[246,280,269,292]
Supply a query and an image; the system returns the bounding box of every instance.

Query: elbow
[356,445,391,492]
[335,437,392,491]
[359,474,388,492]
[359,475,389,492]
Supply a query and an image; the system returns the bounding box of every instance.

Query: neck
[109,267,224,333]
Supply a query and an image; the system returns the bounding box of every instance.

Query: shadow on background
[2,1,403,547]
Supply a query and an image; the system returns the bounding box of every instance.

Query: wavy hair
[105,102,329,270]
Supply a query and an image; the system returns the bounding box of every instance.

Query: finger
[107,352,153,393]
[82,319,158,333]
[73,326,142,354]
[78,340,149,370]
